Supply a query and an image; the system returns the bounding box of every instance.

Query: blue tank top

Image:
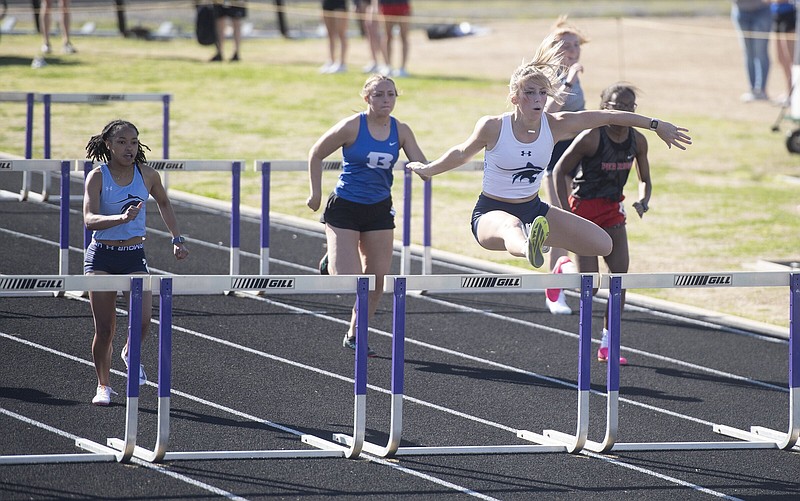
[336,113,400,204]
[93,163,149,241]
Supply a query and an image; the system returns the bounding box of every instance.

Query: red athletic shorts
[569,196,626,229]
[380,3,411,17]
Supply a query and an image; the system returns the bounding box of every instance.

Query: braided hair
[85,120,150,164]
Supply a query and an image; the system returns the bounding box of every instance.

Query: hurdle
[99,274,374,462]
[79,159,245,276]
[0,159,72,276]
[576,271,798,453]
[255,159,435,276]
[0,92,171,201]
[333,272,597,456]
[0,275,148,464]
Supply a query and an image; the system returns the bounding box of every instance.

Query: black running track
[1,172,798,501]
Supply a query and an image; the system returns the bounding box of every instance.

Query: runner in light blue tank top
[83,120,189,406]
[93,163,149,242]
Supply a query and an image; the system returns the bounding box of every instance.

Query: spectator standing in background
[39,0,76,54]
[211,0,246,62]
[321,0,349,73]
[771,0,797,105]
[355,0,388,74]
[732,0,772,101]
[379,0,411,77]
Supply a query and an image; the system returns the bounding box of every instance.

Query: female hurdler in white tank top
[482,113,554,200]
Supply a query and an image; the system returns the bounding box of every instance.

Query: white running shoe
[122,351,147,386]
[31,56,47,69]
[92,385,118,406]
[546,290,573,315]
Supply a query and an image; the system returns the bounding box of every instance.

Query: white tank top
[482,113,554,199]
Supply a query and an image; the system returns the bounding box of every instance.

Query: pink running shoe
[597,347,628,365]
[546,256,576,303]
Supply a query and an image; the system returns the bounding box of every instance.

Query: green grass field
[1,2,797,328]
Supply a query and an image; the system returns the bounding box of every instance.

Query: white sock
[600,328,609,349]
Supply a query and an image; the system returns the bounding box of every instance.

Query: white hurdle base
[106,438,345,460]
[332,432,566,456]
[0,440,118,465]
[747,427,800,451]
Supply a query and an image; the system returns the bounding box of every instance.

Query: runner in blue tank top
[307,74,427,356]
[83,120,189,406]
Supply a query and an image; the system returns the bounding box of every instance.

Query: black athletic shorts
[83,242,149,274]
[321,193,395,232]
[322,0,348,12]
[214,3,247,19]
[774,9,796,33]
[470,193,550,241]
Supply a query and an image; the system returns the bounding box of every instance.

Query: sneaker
[318,254,329,275]
[62,42,77,54]
[342,335,376,357]
[41,43,51,54]
[319,61,334,73]
[121,351,147,386]
[741,90,768,102]
[210,52,223,62]
[545,256,576,313]
[391,67,409,78]
[597,346,628,365]
[362,62,379,73]
[525,216,549,268]
[328,63,346,74]
[31,56,47,69]
[546,290,573,315]
[92,385,118,406]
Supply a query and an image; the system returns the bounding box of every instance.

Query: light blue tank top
[336,113,400,204]
[93,163,149,241]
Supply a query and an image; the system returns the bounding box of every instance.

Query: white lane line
[0,407,249,501]
[0,318,743,501]
[0,330,497,500]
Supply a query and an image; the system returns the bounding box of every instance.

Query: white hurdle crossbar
[102,274,375,462]
[78,159,244,276]
[0,160,73,275]
[582,271,798,453]
[0,275,148,464]
[334,272,598,456]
